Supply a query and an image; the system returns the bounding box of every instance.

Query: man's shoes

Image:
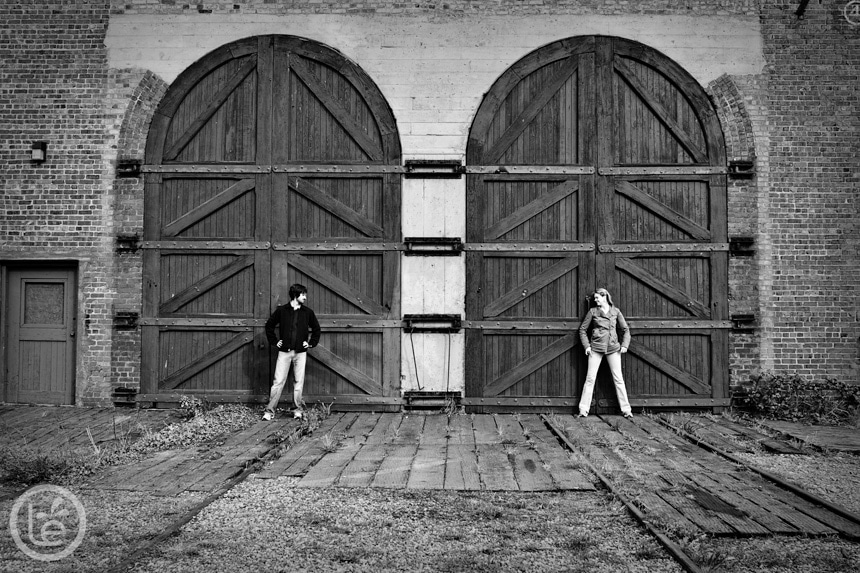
[577,413,587,418]
[293,410,304,419]
[622,412,634,420]
[262,410,274,421]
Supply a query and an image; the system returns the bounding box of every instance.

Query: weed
[741,372,860,426]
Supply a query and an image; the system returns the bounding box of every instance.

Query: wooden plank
[444,415,482,490]
[483,258,579,318]
[759,420,860,453]
[654,489,737,536]
[686,472,800,535]
[518,415,595,491]
[298,413,380,488]
[160,331,253,390]
[634,491,702,536]
[617,259,710,320]
[278,413,359,478]
[287,176,384,238]
[511,444,556,491]
[471,415,518,490]
[627,340,711,395]
[163,55,257,161]
[484,334,578,397]
[159,256,254,314]
[310,343,383,396]
[370,415,425,489]
[615,181,710,241]
[337,414,400,488]
[162,178,256,237]
[254,413,346,479]
[485,181,579,240]
[290,56,383,162]
[712,418,805,454]
[483,57,577,163]
[406,415,448,489]
[719,473,840,536]
[613,58,708,163]
[286,254,388,317]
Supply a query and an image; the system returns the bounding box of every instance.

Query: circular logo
[8,485,87,562]
[845,1,860,26]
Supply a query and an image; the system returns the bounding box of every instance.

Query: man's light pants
[578,350,632,416]
[265,350,307,413]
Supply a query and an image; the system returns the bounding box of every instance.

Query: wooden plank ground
[369,414,426,489]
[338,414,401,488]
[759,420,860,453]
[256,413,354,479]
[443,414,482,491]
[547,414,859,538]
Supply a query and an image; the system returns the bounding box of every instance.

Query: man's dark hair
[289,283,307,302]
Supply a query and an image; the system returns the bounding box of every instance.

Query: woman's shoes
[577,413,587,418]
[622,412,634,420]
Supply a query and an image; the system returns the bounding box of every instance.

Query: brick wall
[0,0,115,405]
[761,1,860,382]
[1,0,857,405]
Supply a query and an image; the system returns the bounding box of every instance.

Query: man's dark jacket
[265,304,321,353]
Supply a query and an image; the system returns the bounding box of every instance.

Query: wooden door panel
[482,179,580,241]
[278,175,385,240]
[158,329,256,392]
[5,269,76,405]
[165,55,258,164]
[160,177,257,239]
[614,180,712,242]
[275,252,388,317]
[275,51,383,163]
[304,331,384,396]
[483,332,580,397]
[482,255,581,319]
[159,253,257,316]
[613,56,706,165]
[625,334,712,396]
[617,256,712,319]
[485,60,579,165]
[467,36,728,411]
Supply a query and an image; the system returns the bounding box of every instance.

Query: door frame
[1,261,79,405]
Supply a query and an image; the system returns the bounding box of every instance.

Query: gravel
[128,477,683,573]
[0,489,206,573]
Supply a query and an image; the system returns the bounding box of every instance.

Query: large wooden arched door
[465,36,729,413]
[141,36,401,407]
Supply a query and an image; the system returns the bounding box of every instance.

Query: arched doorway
[140,36,402,407]
[465,36,729,413]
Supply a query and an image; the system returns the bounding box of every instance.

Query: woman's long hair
[591,287,615,307]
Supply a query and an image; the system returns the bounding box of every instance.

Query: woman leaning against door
[577,288,634,419]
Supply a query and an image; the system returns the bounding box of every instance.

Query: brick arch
[116,70,169,162]
[707,74,756,163]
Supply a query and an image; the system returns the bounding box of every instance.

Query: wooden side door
[5,267,77,405]
[594,38,729,410]
[270,37,401,404]
[142,38,270,401]
[465,41,597,411]
[141,36,401,405]
[466,36,729,412]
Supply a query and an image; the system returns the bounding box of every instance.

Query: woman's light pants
[578,350,632,416]
[265,350,307,413]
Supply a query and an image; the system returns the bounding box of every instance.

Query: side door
[270,37,401,405]
[5,267,77,404]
